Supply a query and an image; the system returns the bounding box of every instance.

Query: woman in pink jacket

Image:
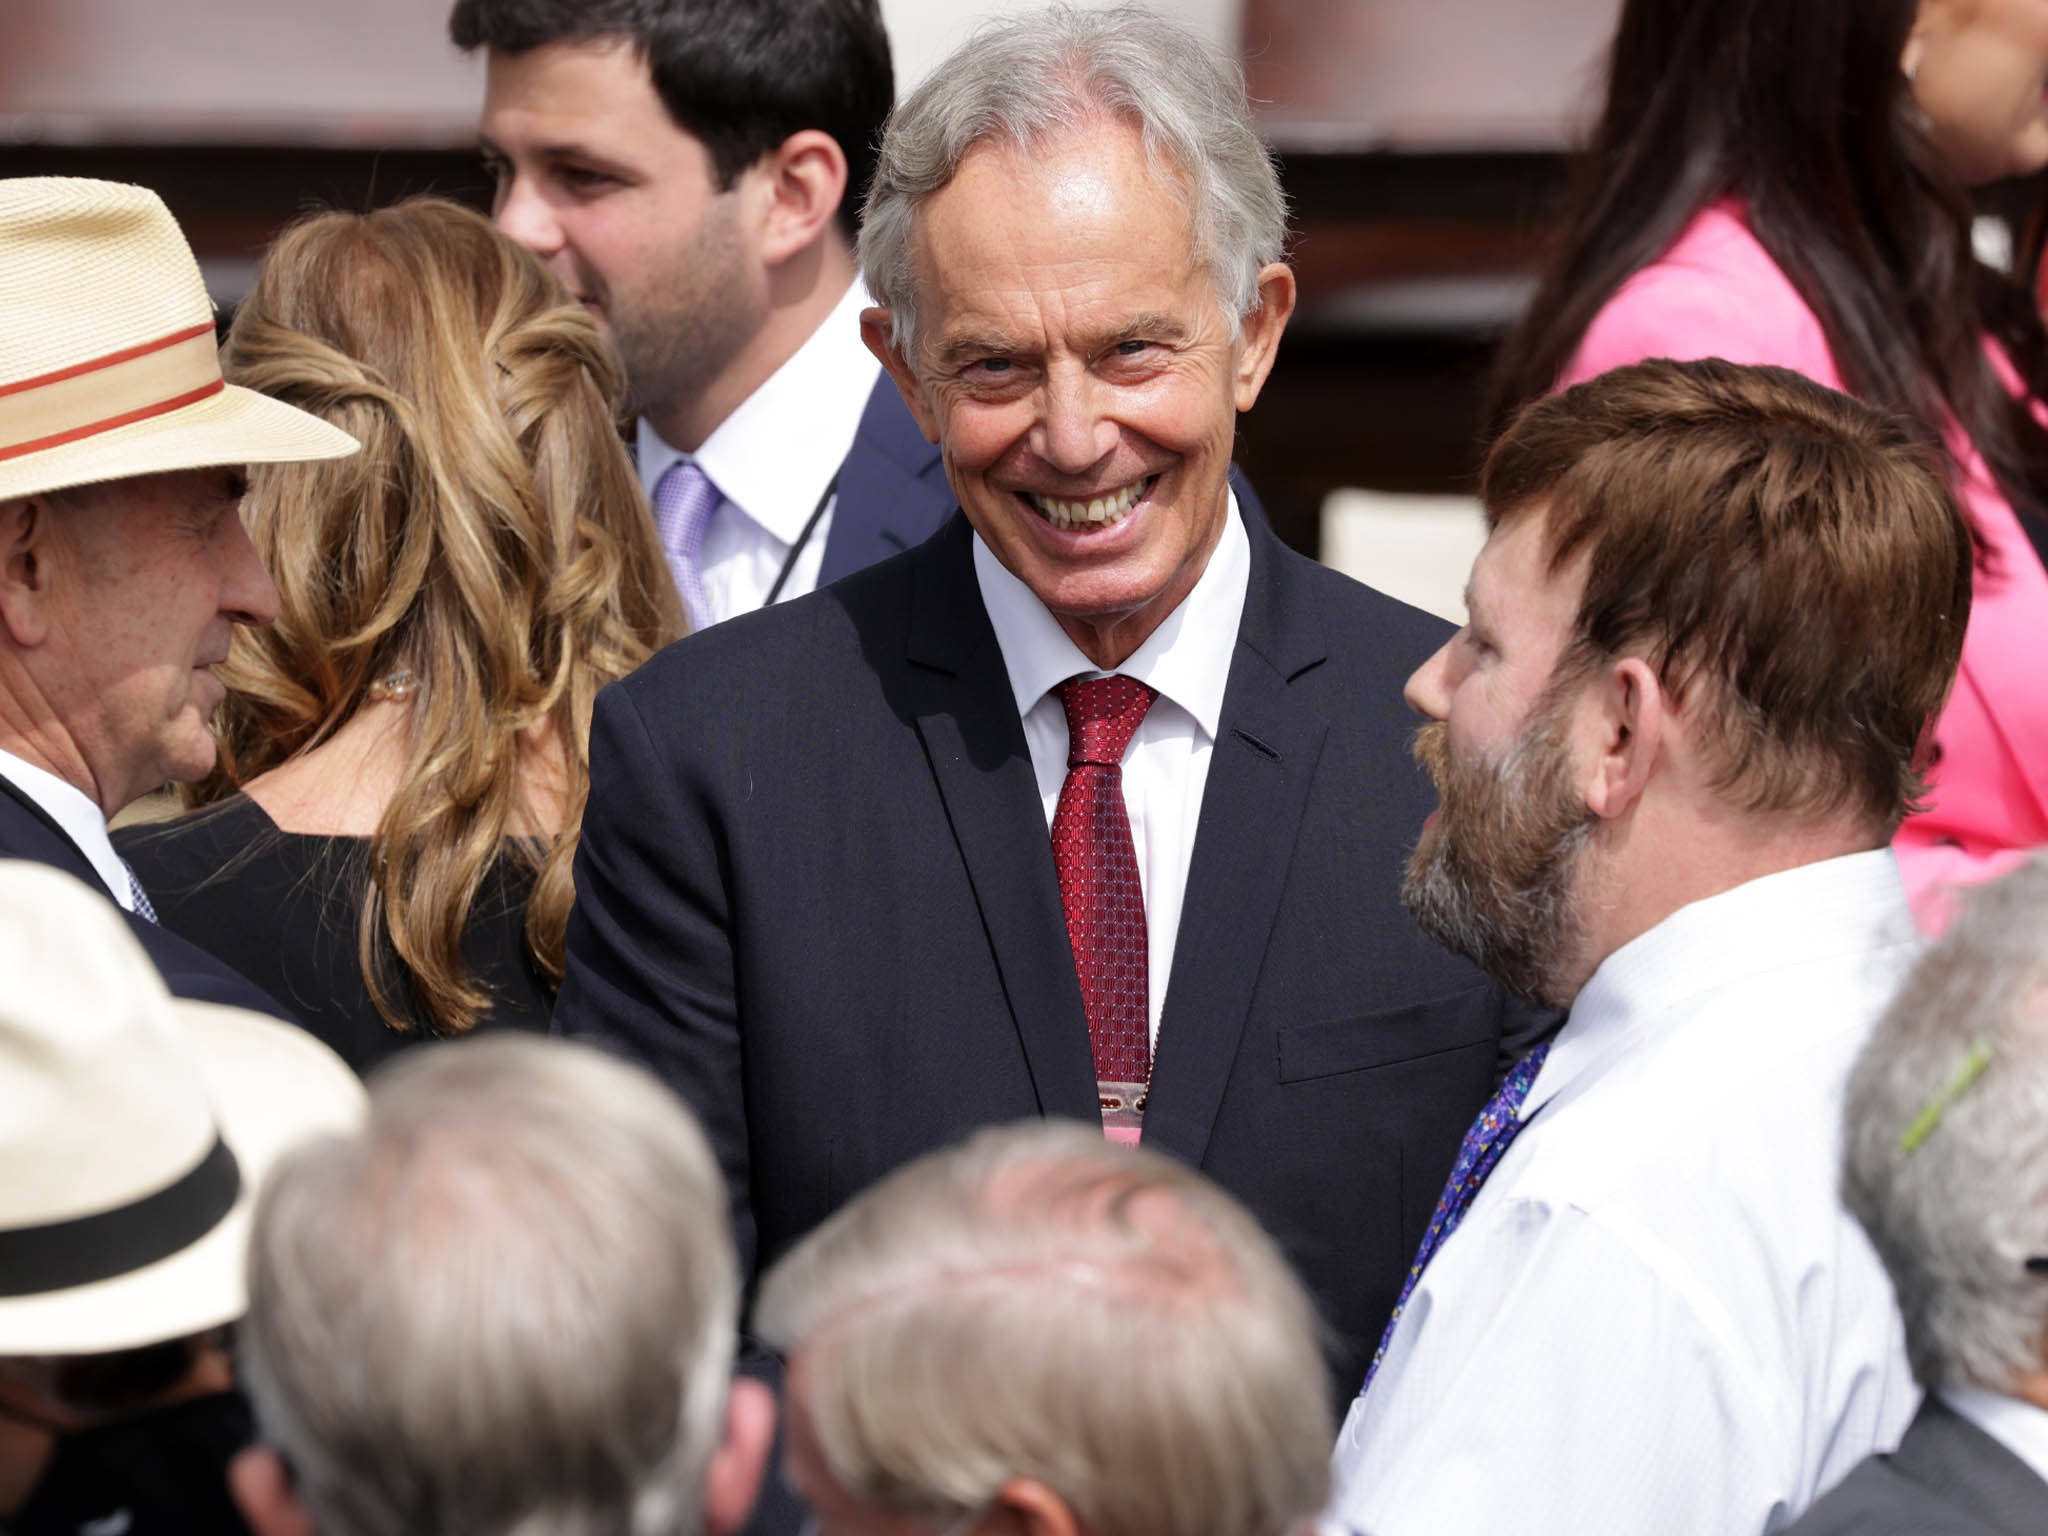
[1494,0,2048,924]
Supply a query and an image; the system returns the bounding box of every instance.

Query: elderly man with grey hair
[554,3,1532,1440]
[224,1036,776,1536]
[755,1121,1334,1536]
[1785,856,2048,1536]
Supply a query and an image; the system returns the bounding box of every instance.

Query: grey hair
[238,1036,739,1536]
[1841,854,2048,1392]
[754,1121,1332,1536]
[858,4,1288,363]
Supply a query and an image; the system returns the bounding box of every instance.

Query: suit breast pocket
[1276,986,1500,1083]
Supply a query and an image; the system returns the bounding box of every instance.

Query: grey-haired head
[859,4,1287,361]
[1842,854,2048,1395]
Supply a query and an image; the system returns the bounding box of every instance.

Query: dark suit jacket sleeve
[553,676,759,1283]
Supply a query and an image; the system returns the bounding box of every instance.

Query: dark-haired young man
[452,0,954,629]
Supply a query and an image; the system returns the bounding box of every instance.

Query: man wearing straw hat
[0,858,363,1536]
[0,179,357,1015]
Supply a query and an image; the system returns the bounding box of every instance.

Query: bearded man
[1328,357,1975,1536]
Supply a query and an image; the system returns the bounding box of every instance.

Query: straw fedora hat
[0,177,357,504]
[0,860,364,1355]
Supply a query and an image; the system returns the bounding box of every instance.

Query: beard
[1402,695,1596,1008]
[606,193,766,424]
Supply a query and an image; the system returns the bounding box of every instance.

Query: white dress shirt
[1945,1386,2048,1488]
[1329,850,1922,1536]
[972,500,1250,1048]
[638,279,883,626]
[0,746,134,912]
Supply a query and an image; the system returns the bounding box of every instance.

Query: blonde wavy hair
[194,196,684,1035]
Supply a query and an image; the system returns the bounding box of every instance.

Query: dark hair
[1485,357,1974,835]
[448,0,894,240]
[1492,0,2048,542]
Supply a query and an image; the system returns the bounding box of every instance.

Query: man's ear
[1231,262,1297,413]
[229,1447,318,1536]
[861,307,942,445]
[1582,656,1664,822]
[756,129,852,267]
[985,1478,1082,1536]
[703,1376,778,1536]
[0,496,56,648]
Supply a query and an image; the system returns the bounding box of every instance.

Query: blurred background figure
[1787,855,2048,1536]
[1494,0,2048,925]
[754,1121,1333,1536]
[227,1035,774,1536]
[0,859,362,1536]
[454,0,956,630]
[118,197,683,1075]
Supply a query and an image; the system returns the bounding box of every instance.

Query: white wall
[881,0,1240,95]
[0,0,1607,150]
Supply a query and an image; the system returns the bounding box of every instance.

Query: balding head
[755,1122,1332,1536]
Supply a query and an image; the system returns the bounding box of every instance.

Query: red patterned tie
[1052,675,1157,1140]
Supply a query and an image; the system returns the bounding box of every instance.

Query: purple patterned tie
[1362,1040,1553,1391]
[1052,675,1157,1142]
[652,459,720,630]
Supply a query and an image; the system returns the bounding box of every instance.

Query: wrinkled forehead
[903,125,1212,332]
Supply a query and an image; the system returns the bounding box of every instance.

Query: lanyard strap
[763,473,841,607]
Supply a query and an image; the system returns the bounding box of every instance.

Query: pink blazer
[1561,203,2048,926]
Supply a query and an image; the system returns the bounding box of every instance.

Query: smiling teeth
[1030,479,1146,529]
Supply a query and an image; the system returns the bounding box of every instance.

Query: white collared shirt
[0,747,133,912]
[638,280,882,627]
[971,500,1250,1049]
[1329,850,1922,1536]
[1945,1386,2048,1488]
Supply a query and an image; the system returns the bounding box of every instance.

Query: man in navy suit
[453,0,955,626]
[0,177,358,1019]
[555,7,1529,1407]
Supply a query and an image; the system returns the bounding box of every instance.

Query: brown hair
[1483,357,1973,835]
[196,197,684,1034]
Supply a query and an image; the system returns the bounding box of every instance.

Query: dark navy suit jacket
[812,376,956,584]
[0,773,292,1021]
[555,497,1532,1405]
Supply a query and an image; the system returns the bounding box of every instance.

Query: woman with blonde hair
[119,196,684,1072]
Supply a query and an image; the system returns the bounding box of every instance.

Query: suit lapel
[1145,516,1329,1168]
[904,519,1100,1120]
[818,377,956,587]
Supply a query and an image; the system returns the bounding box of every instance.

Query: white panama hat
[0,861,365,1356]
[0,177,358,503]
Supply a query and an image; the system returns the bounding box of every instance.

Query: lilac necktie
[1362,1040,1553,1392]
[652,459,720,630]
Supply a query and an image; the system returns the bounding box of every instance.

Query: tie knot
[1059,675,1157,767]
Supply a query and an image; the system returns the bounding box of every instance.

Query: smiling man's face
[870,121,1292,668]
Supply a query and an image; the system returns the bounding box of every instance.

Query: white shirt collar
[1526,848,1912,1119]
[636,280,882,545]
[1944,1386,2048,1488]
[971,496,1250,738]
[0,746,132,911]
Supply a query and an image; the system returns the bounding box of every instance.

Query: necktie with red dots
[1052,675,1157,1138]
